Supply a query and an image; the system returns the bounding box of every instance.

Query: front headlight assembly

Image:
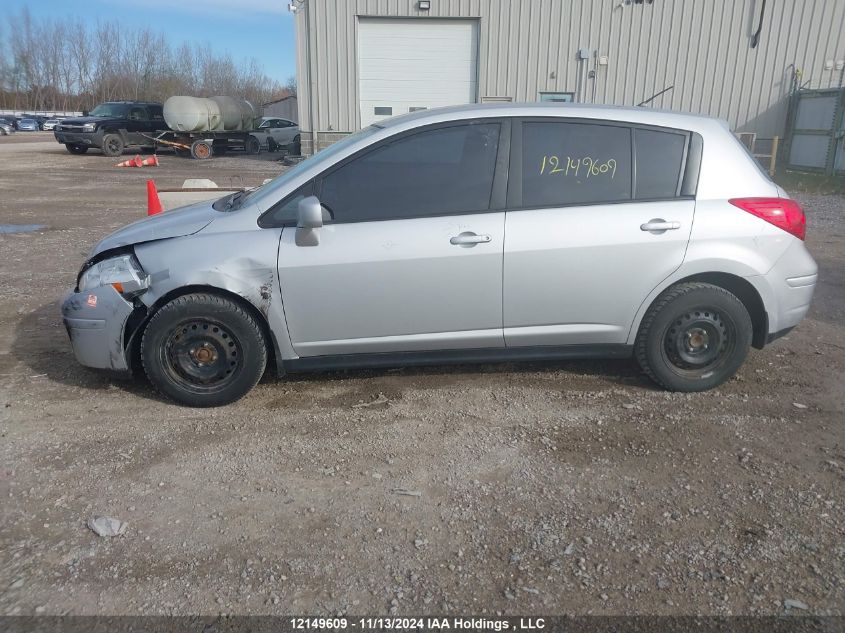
[78,254,150,299]
[82,122,96,132]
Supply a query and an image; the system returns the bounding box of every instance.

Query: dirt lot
[0,133,843,617]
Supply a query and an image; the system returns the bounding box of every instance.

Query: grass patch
[775,170,845,195]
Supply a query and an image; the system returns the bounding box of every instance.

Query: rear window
[634,128,687,199]
[521,122,632,207]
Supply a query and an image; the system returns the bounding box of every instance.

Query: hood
[60,115,122,126]
[91,200,219,257]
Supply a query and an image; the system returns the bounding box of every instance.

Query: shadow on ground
[12,301,655,403]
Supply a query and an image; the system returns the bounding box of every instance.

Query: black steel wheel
[142,294,267,407]
[245,135,260,155]
[101,133,125,157]
[635,282,752,391]
[66,143,88,154]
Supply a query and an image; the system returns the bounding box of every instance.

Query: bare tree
[0,8,284,112]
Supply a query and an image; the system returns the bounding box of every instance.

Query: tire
[267,138,278,153]
[245,135,260,155]
[141,293,268,407]
[635,282,752,392]
[290,134,301,155]
[190,139,212,160]
[65,143,88,154]
[101,133,125,157]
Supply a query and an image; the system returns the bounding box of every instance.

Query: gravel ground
[0,135,843,617]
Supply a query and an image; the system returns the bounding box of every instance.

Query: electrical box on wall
[577,48,590,60]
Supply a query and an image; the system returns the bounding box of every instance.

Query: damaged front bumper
[61,287,135,372]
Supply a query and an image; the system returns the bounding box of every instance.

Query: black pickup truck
[54,101,167,157]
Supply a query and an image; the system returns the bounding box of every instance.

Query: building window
[539,92,575,103]
[481,96,513,103]
[374,106,393,116]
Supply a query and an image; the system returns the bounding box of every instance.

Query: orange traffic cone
[140,155,159,167]
[146,179,163,216]
[116,155,143,168]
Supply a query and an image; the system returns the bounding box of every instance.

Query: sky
[10,0,297,83]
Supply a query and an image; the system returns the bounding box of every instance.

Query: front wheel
[635,283,752,392]
[141,294,268,407]
[66,143,88,154]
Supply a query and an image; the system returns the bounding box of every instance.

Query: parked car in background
[0,121,14,135]
[54,101,166,156]
[42,118,61,131]
[251,117,300,153]
[61,103,817,407]
[17,118,39,131]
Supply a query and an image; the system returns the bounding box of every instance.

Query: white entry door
[358,18,478,127]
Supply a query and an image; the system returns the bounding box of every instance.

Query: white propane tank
[163,96,260,132]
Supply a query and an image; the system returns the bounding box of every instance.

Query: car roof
[100,101,162,106]
[377,102,729,133]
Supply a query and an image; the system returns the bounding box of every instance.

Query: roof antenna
[637,85,674,107]
[750,0,767,48]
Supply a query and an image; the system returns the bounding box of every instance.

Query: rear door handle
[450,232,492,247]
[640,218,681,234]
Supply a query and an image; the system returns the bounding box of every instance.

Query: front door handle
[640,218,681,234]
[450,232,492,247]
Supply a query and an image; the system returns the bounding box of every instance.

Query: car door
[503,119,697,346]
[277,120,508,357]
[271,119,298,146]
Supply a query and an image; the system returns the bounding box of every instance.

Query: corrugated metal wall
[296,0,845,151]
[263,96,299,122]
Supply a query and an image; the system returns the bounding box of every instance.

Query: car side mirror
[295,196,328,246]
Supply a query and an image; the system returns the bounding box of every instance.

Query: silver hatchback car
[62,104,817,407]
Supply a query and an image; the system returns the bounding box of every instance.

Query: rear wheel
[141,294,267,407]
[190,139,212,160]
[65,143,88,154]
[635,282,752,392]
[101,133,125,157]
[291,134,301,155]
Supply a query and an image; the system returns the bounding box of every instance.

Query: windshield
[229,125,382,210]
[258,120,273,129]
[89,103,128,118]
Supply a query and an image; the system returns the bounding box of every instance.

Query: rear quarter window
[634,128,687,199]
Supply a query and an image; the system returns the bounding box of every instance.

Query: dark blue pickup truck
[54,101,167,157]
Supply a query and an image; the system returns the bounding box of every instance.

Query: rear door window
[521,122,632,207]
[634,128,687,199]
[319,122,501,222]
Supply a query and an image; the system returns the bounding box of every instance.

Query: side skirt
[282,344,633,374]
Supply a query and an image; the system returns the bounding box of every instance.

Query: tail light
[728,197,806,241]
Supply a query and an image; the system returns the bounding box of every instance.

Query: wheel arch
[632,272,768,350]
[125,284,281,377]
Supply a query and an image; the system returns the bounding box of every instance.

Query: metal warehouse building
[293,0,845,155]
